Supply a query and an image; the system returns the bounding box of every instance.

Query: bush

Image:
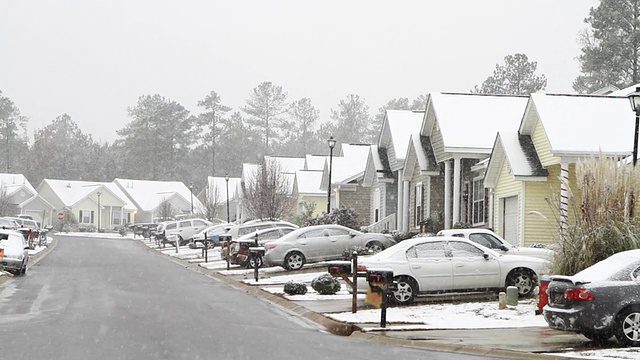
[392,231,419,243]
[283,281,307,295]
[311,273,341,295]
[342,246,369,260]
[304,206,360,230]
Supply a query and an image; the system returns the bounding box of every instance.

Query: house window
[472,178,485,225]
[415,182,422,228]
[79,210,94,224]
[112,207,122,225]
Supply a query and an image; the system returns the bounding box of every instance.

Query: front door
[406,241,453,292]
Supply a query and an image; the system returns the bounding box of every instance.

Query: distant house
[363,110,424,232]
[321,143,373,227]
[198,176,241,223]
[239,161,297,221]
[293,169,325,216]
[484,93,634,246]
[114,178,203,223]
[37,179,136,230]
[0,173,53,225]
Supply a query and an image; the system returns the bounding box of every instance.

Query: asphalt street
[0,235,504,360]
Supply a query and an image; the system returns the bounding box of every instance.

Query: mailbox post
[327,254,362,313]
[248,233,265,282]
[219,234,232,271]
[366,268,396,328]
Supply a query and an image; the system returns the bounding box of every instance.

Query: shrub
[283,281,307,295]
[304,207,360,230]
[342,246,369,260]
[392,231,418,243]
[311,273,341,295]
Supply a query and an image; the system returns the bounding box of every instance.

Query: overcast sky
[0,0,601,143]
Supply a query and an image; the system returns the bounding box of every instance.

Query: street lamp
[327,136,337,213]
[627,87,640,167]
[224,173,230,223]
[96,191,102,232]
[189,183,194,214]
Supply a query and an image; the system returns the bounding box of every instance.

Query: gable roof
[114,178,198,212]
[304,154,328,171]
[295,170,324,196]
[0,173,36,197]
[484,131,548,188]
[41,179,135,209]
[379,110,425,170]
[403,133,441,180]
[423,92,529,160]
[207,176,241,201]
[519,93,633,156]
[265,156,305,173]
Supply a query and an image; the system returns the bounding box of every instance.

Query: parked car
[7,217,41,249]
[263,224,396,271]
[190,223,233,248]
[223,226,297,267]
[164,218,212,246]
[355,236,548,305]
[543,249,640,345]
[155,221,177,244]
[437,228,555,262]
[0,217,19,230]
[0,229,29,275]
[227,220,299,240]
[15,214,34,220]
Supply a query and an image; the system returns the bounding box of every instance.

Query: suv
[164,218,212,246]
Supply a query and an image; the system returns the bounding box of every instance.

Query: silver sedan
[263,224,396,270]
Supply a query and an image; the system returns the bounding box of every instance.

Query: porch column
[453,158,461,225]
[488,188,494,230]
[560,162,570,242]
[397,169,404,231]
[403,180,410,232]
[444,160,451,229]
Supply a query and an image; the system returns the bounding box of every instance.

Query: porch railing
[364,213,396,233]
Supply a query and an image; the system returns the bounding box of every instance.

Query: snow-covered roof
[484,131,549,189]
[425,92,529,151]
[608,83,640,96]
[304,155,328,171]
[265,156,305,173]
[114,178,199,212]
[521,93,633,155]
[0,173,36,196]
[241,163,260,183]
[331,144,372,183]
[43,179,136,210]
[295,170,324,195]
[207,176,241,201]
[382,110,424,163]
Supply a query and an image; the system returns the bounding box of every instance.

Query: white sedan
[357,236,549,305]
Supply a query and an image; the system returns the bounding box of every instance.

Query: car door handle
[455,264,464,268]
[411,265,422,269]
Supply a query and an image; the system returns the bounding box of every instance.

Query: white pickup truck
[437,228,554,263]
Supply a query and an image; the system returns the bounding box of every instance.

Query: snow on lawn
[241,271,327,285]
[555,348,640,359]
[262,283,366,301]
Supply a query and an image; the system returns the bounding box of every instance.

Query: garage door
[500,196,518,246]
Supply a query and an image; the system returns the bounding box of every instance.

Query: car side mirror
[499,245,509,252]
[483,253,490,260]
[349,232,357,238]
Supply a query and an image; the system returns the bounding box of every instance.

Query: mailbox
[366,268,394,293]
[327,261,352,277]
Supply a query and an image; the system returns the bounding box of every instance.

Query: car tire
[284,251,305,271]
[583,331,613,343]
[615,306,640,346]
[391,276,417,305]
[506,269,536,297]
[365,241,385,254]
[247,256,263,269]
[178,236,185,246]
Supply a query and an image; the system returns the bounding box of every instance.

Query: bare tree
[0,185,14,216]
[242,159,296,220]
[156,199,177,221]
[205,182,223,221]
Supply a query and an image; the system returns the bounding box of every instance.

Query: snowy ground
[114,237,640,359]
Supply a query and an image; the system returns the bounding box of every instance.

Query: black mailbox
[366,268,394,292]
[327,261,352,277]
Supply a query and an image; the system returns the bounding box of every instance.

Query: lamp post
[327,136,337,213]
[627,87,640,167]
[96,191,101,231]
[225,173,230,223]
[189,183,194,214]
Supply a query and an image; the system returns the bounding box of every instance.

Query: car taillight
[265,243,278,250]
[357,265,367,272]
[565,288,595,301]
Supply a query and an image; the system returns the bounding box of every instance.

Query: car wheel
[365,241,384,254]
[391,276,417,305]
[284,251,305,271]
[247,256,263,269]
[583,331,613,343]
[615,306,640,346]
[506,269,536,297]
[178,236,185,246]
